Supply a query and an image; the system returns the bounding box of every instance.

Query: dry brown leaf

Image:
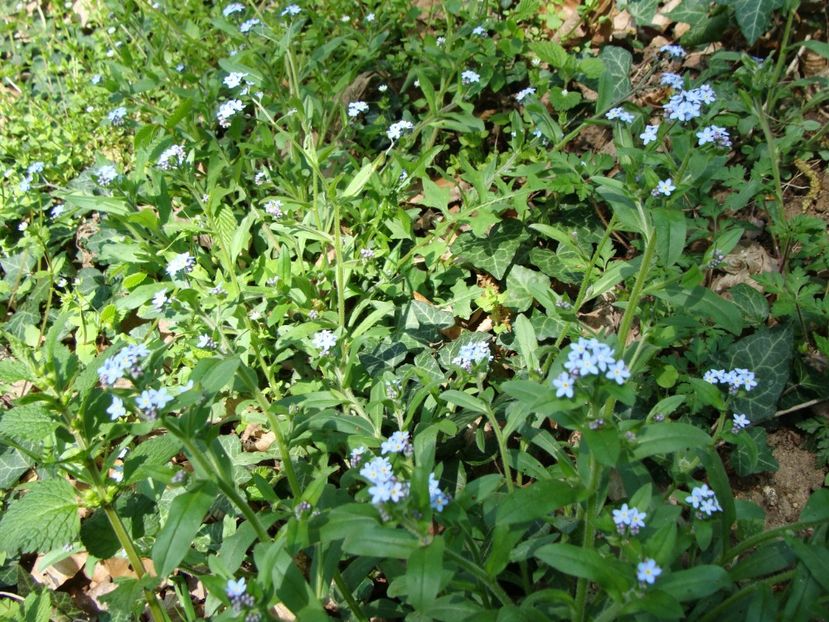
[31,552,87,589]
[711,243,777,293]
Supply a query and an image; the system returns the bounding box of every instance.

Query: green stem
[333,570,370,622]
[445,548,514,607]
[483,404,513,493]
[764,3,797,113]
[616,218,657,351]
[574,454,600,622]
[698,569,796,622]
[333,198,346,329]
[721,518,829,564]
[754,97,785,260]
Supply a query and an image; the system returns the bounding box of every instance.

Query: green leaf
[406,537,445,610]
[787,538,829,593]
[513,314,540,372]
[724,324,793,422]
[197,356,241,393]
[342,156,383,199]
[800,40,829,60]
[535,543,631,593]
[0,447,33,488]
[624,0,661,24]
[659,285,744,335]
[668,0,710,24]
[452,220,530,280]
[504,265,550,312]
[730,283,769,323]
[62,194,130,216]
[229,213,255,262]
[529,41,569,68]
[800,488,829,523]
[0,479,80,554]
[404,300,456,344]
[342,523,418,558]
[658,565,731,601]
[632,423,711,459]
[597,46,632,112]
[440,390,489,415]
[22,590,51,622]
[152,483,217,577]
[0,403,60,442]
[0,359,32,384]
[122,434,183,484]
[81,494,157,559]
[652,208,686,267]
[732,427,778,476]
[733,0,775,44]
[497,481,581,525]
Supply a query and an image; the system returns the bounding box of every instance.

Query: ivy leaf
[724,324,793,422]
[403,301,455,344]
[732,427,779,476]
[0,479,80,554]
[452,220,530,280]
[504,265,550,312]
[730,283,769,324]
[597,46,632,112]
[622,0,661,24]
[668,0,710,24]
[0,447,33,488]
[733,0,775,44]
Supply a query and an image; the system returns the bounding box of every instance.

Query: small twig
[775,399,826,418]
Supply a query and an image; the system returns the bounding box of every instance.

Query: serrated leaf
[0,359,32,384]
[0,479,80,554]
[597,46,632,112]
[724,324,793,422]
[152,483,217,577]
[528,41,569,68]
[452,219,530,280]
[733,0,775,44]
[0,403,60,442]
[0,447,33,488]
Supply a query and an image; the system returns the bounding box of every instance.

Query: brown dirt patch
[733,428,827,528]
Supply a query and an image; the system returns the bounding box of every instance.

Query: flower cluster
[157,144,186,170]
[702,367,757,393]
[461,69,480,85]
[452,341,492,372]
[640,124,658,145]
[514,87,535,102]
[732,412,750,432]
[239,18,260,33]
[664,84,716,122]
[263,199,282,217]
[659,43,685,58]
[19,161,45,192]
[357,436,450,513]
[653,178,676,197]
[226,577,255,612]
[660,72,684,89]
[196,334,217,350]
[96,164,119,186]
[107,396,127,421]
[98,344,150,386]
[347,100,369,118]
[552,337,630,398]
[685,484,722,518]
[637,559,662,585]
[135,388,173,420]
[166,252,195,278]
[281,4,301,17]
[471,25,487,36]
[386,119,414,141]
[108,106,127,126]
[217,99,245,127]
[612,503,646,535]
[223,72,249,89]
[312,329,337,354]
[361,456,409,505]
[152,289,168,311]
[606,107,635,124]
[223,3,245,17]
[381,431,412,456]
[696,125,732,148]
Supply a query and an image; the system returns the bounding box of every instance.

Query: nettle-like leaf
[452,219,530,280]
[724,323,793,422]
[0,479,80,554]
[0,402,61,442]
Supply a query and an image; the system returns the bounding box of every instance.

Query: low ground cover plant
[1,0,828,620]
